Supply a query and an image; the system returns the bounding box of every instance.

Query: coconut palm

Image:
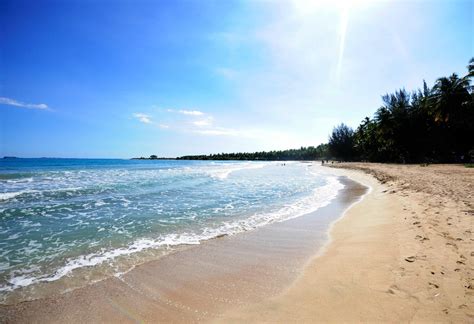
[468,57,474,77]
[430,73,471,123]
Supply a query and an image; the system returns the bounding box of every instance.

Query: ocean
[0,158,344,302]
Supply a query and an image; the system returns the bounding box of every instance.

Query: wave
[0,171,343,293]
[0,190,38,201]
[0,187,85,202]
[204,161,272,180]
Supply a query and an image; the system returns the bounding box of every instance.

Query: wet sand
[220,164,473,322]
[0,175,367,323]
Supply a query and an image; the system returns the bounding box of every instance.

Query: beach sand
[219,163,473,322]
[1,163,472,323]
[0,176,367,323]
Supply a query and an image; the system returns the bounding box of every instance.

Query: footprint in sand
[386,285,411,298]
[429,282,439,288]
[446,242,457,248]
[405,256,416,263]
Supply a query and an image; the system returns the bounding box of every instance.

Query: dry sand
[219,163,473,322]
[1,163,472,323]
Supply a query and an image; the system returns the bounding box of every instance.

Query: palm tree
[468,57,474,78]
[430,73,471,123]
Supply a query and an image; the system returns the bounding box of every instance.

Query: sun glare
[292,0,374,13]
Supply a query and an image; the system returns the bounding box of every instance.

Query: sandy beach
[1,163,472,323]
[220,163,473,322]
[0,174,367,323]
[3,0,472,321]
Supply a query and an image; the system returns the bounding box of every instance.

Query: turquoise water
[0,159,343,298]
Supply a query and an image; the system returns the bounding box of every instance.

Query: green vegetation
[132,155,174,160]
[177,144,329,161]
[328,124,356,161]
[167,59,474,163]
[328,58,474,163]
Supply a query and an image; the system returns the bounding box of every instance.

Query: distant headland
[131,155,176,160]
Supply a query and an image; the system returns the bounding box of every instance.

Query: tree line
[329,58,474,163]
[155,59,473,163]
[177,144,329,161]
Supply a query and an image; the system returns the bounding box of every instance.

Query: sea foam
[0,160,343,297]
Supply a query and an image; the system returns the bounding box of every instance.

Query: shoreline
[2,163,471,322]
[0,168,367,322]
[219,163,473,322]
[0,161,338,305]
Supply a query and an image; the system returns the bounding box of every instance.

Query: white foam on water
[0,167,344,294]
[210,174,344,234]
[204,162,268,180]
[5,178,33,184]
[94,200,107,207]
[0,190,38,201]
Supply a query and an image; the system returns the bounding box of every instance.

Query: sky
[0,0,472,158]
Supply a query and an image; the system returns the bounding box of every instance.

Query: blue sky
[1,0,472,158]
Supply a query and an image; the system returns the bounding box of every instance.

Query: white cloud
[133,113,152,124]
[179,109,204,116]
[166,108,205,116]
[158,124,169,129]
[0,97,50,110]
[192,117,214,127]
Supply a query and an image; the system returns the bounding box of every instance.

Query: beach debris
[405,256,416,263]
